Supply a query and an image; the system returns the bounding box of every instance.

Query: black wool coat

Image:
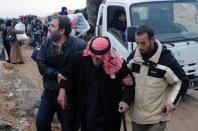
[60,52,134,131]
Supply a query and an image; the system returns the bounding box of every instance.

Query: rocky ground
[0,44,198,131]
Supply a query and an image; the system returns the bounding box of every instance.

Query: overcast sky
[0,0,86,18]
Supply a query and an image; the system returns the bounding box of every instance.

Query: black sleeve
[161,50,189,106]
[167,53,189,101]
[127,51,135,63]
[118,61,135,106]
[2,30,8,45]
[73,37,87,51]
[121,84,135,106]
[117,60,131,79]
[59,52,82,91]
[37,40,59,78]
[59,71,73,91]
[59,63,73,91]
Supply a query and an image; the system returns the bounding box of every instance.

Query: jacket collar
[133,39,162,64]
[62,36,73,48]
[52,36,73,48]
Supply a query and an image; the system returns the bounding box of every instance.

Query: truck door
[96,4,104,36]
[102,4,130,59]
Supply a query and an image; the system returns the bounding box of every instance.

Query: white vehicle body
[96,0,198,83]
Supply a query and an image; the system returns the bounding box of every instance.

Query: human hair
[136,25,154,40]
[6,19,12,27]
[52,15,71,37]
[87,24,95,35]
[113,9,126,20]
[7,26,15,33]
[61,7,67,12]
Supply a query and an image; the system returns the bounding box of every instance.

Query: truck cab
[96,0,198,84]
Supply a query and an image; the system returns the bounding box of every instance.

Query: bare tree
[86,0,103,27]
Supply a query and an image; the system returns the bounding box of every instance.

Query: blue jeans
[36,90,74,131]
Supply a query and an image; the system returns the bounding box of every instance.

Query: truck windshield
[130,1,198,43]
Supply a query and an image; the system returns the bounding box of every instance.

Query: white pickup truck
[96,0,198,85]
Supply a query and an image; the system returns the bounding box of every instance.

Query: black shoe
[6,60,11,63]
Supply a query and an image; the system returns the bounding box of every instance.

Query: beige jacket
[128,40,187,124]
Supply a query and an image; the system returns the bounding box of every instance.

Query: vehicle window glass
[107,6,128,49]
[130,2,198,43]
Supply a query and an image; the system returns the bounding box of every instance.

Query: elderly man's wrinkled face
[92,55,103,67]
[48,19,61,42]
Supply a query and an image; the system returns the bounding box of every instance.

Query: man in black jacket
[59,37,134,131]
[36,15,86,131]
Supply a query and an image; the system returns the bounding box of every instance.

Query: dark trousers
[81,79,121,131]
[132,121,166,131]
[4,44,11,62]
[81,112,105,131]
[81,113,121,131]
[36,90,74,131]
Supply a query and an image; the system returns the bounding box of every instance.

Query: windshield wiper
[160,41,175,47]
[162,36,198,43]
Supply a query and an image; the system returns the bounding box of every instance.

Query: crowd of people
[0,15,51,63]
[0,5,189,131]
[36,15,188,131]
[0,6,92,64]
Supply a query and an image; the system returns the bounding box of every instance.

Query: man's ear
[151,37,155,43]
[118,16,121,21]
[59,28,65,35]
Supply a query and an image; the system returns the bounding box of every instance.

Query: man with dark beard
[127,25,188,131]
[36,15,86,131]
[110,10,127,33]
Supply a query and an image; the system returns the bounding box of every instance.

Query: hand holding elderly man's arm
[119,74,135,113]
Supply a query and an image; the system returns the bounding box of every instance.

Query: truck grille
[183,63,198,76]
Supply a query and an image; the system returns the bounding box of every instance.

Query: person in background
[110,9,127,33]
[2,19,12,63]
[60,7,68,15]
[84,24,95,42]
[109,9,127,41]
[7,25,24,64]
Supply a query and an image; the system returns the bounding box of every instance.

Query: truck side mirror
[127,27,137,42]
